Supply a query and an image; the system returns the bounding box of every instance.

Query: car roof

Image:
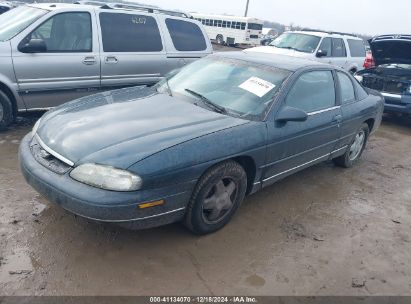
[289,30,361,40]
[28,3,85,10]
[221,51,331,72]
[27,2,190,18]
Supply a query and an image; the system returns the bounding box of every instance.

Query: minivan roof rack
[299,28,359,38]
[73,1,190,18]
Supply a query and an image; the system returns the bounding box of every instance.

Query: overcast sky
[138,0,410,36]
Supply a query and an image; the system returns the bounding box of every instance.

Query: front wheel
[333,123,369,168]
[0,90,13,131]
[184,160,247,235]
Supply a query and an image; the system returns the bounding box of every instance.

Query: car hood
[369,39,411,66]
[37,86,249,168]
[245,46,313,58]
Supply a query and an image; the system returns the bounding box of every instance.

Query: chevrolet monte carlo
[19,52,384,234]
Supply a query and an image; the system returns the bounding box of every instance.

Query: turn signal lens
[138,200,165,209]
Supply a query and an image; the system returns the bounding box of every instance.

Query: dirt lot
[1,45,411,296]
[0,112,410,296]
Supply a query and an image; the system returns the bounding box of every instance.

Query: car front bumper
[382,93,411,114]
[19,133,195,229]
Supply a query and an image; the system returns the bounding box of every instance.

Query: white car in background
[246,30,366,73]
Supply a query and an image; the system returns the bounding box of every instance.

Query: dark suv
[355,35,411,114]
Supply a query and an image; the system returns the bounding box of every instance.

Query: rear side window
[353,79,369,100]
[337,72,355,103]
[332,38,346,57]
[286,71,336,113]
[165,18,207,51]
[347,39,366,57]
[100,13,163,52]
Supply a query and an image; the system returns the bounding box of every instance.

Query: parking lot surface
[1,112,411,296]
[1,45,411,296]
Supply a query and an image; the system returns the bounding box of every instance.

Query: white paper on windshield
[238,77,276,97]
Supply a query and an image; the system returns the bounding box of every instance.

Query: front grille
[250,35,259,39]
[30,137,71,175]
[363,76,408,94]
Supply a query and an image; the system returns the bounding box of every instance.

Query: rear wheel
[0,90,13,131]
[184,160,247,235]
[333,123,369,168]
[216,34,225,45]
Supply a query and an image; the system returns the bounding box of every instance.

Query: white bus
[191,13,263,46]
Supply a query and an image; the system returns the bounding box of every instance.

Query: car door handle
[333,114,343,123]
[105,56,118,64]
[82,56,96,65]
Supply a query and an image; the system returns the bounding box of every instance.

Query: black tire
[184,160,247,235]
[333,123,370,168]
[216,34,225,45]
[0,90,13,131]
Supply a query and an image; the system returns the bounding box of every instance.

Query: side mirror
[316,49,328,58]
[275,106,308,123]
[19,39,47,53]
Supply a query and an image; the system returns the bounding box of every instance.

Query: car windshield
[270,33,321,53]
[156,56,291,120]
[0,6,47,42]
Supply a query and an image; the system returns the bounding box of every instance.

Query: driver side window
[28,12,92,52]
[318,37,332,57]
[286,70,336,113]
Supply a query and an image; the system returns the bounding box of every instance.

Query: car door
[11,10,100,109]
[98,11,168,90]
[331,38,349,69]
[263,69,342,186]
[317,37,348,70]
[335,71,370,150]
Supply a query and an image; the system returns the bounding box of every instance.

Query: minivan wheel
[216,35,225,45]
[0,90,13,131]
[333,123,369,168]
[184,160,247,235]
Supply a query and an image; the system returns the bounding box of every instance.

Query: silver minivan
[0,2,212,129]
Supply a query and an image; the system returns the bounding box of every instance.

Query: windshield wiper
[185,89,227,114]
[275,45,296,50]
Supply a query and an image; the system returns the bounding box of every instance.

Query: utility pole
[244,0,250,17]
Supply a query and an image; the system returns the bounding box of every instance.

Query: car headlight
[70,163,142,191]
[354,75,363,83]
[408,85,411,94]
[32,118,41,137]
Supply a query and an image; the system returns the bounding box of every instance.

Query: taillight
[363,53,375,69]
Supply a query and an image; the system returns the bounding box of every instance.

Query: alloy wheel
[349,130,366,161]
[202,178,238,224]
